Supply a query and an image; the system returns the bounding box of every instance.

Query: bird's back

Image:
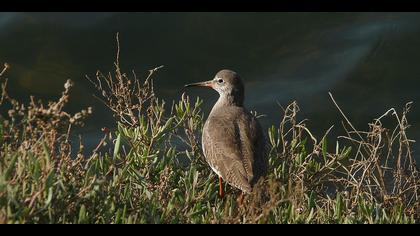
[202,105,267,193]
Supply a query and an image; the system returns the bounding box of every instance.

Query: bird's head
[185,69,244,106]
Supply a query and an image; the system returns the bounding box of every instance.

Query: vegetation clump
[0,39,418,223]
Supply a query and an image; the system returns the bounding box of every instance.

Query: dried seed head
[64,79,73,90]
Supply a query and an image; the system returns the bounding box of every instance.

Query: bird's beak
[184,80,213,88]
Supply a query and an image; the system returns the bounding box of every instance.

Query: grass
[0,37,419,224]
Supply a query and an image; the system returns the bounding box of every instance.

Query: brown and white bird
[185,69,267,200]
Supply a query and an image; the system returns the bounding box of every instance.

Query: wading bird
[185,69,267,203]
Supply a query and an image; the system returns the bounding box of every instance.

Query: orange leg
[239,192,245,205]
[219,177,225,198]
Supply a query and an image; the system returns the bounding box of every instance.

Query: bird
[185,69,267,202]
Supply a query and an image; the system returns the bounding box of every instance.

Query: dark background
[0,12,419,159]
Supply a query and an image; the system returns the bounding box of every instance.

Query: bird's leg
[239,192,245,205]
[219,177,224,198]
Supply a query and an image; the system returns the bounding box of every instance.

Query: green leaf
[335,192,343,221]
[115,208,122,224]
[308,191,316,209]
[78,204,87,224]
[335,141,339,155]
[306,208,315,223]
[4,154,18,180]
[340,146,352,160]
[113,133,121,159]
[161,116,175,132]
[268,125,276,147]
[42,141,51,165]
[45,171,55,190]
[44,187,53,207]
[322,138,327,161]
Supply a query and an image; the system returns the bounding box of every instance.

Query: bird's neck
[215,93,244,108]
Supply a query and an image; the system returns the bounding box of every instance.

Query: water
[1,12,419,158]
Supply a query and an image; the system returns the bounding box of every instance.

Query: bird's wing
[202,110,258,193]
[237,111,267,185]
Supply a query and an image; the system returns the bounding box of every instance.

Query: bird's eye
[217,79,224,84]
